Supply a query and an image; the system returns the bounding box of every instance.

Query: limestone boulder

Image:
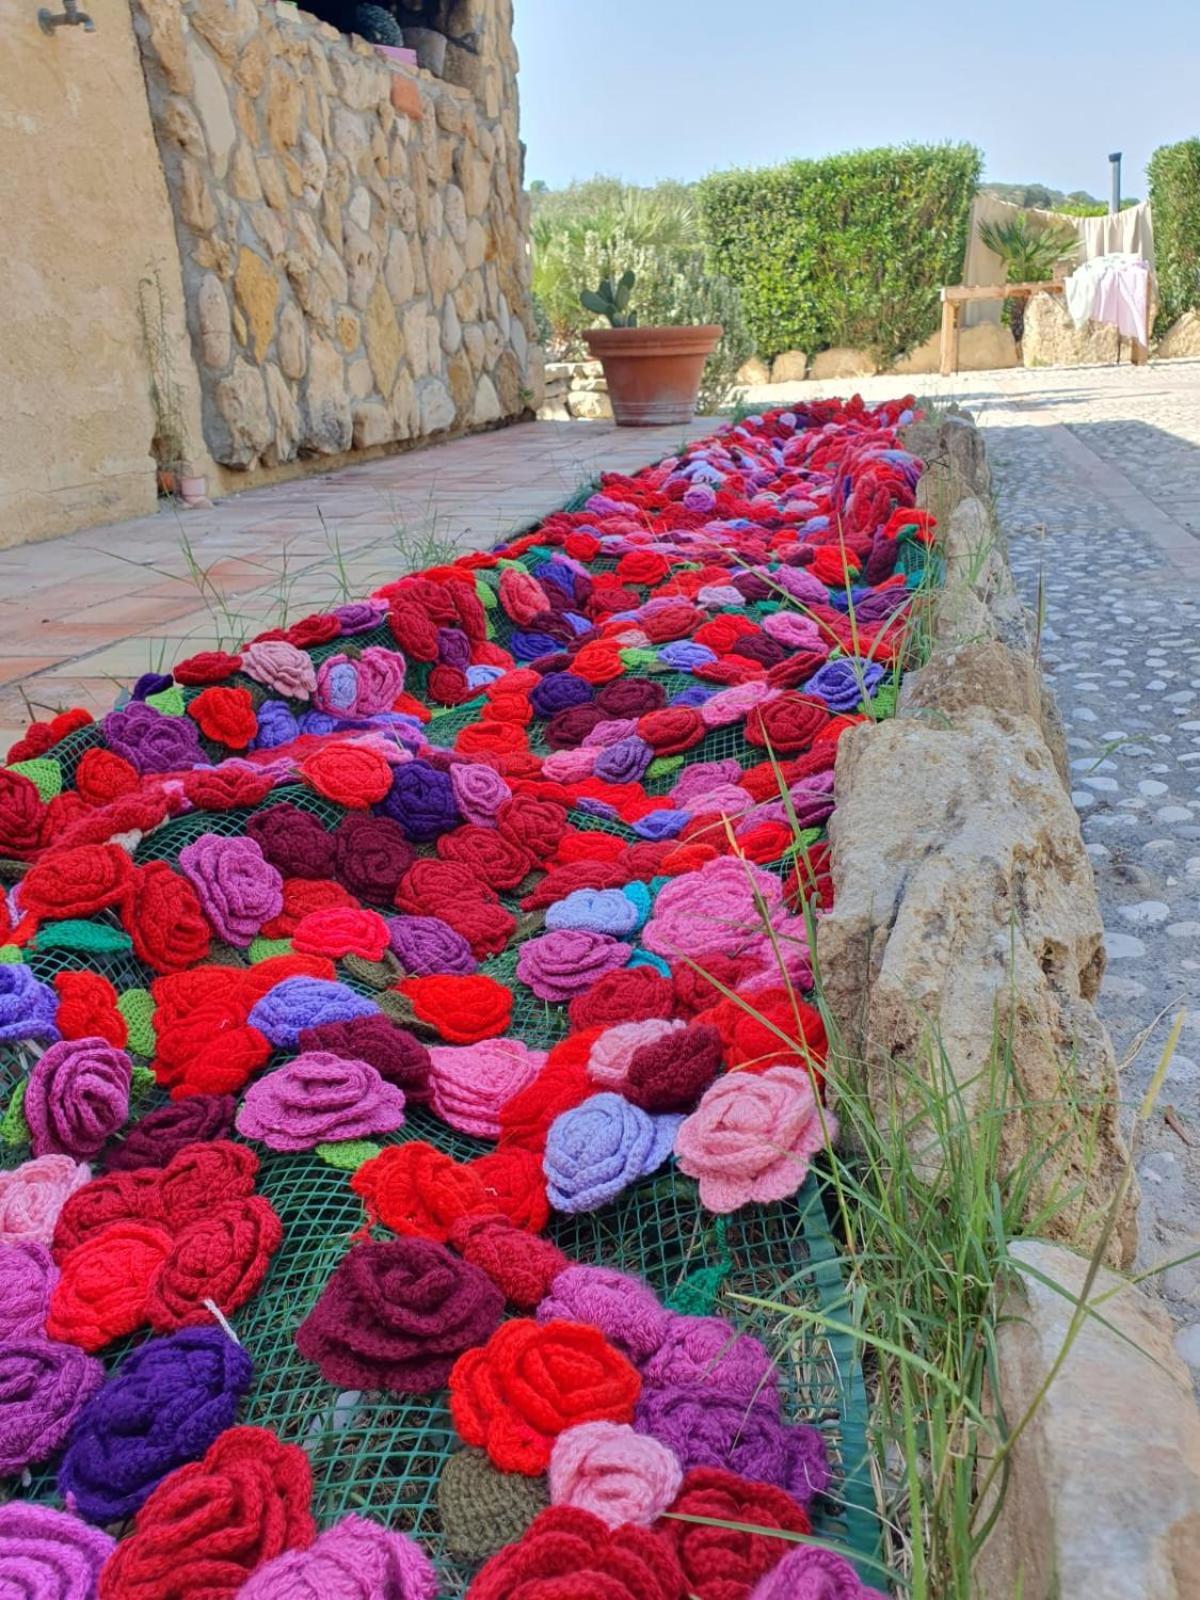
[567,390,613,421]
[1156,310,1200,360]
[817,711,1135,1265]
[809,346,877,380]
[1023,291,1119,366]
[737,356,772,386]
[903,413,991,511]
[213,358,272,467]
[769,351,807,383]
[974,1239,1200,1599]
[894,322,1018,375]
[302,335,352,455]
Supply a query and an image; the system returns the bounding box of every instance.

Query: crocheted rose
[0,1503,115,1598]
[146,1196,283,1331]
[298,1014,432,1098]
[124,861,213,973]
[0,768,44,857]
[315,647,405,717]
[625,1024,723,1113]
[380,759,461,841]
[437,1447,549,1562]
[635,1386,830,1504]
[246,802,338,880]
[0,1240,59,1342]
[394,860,515,959]
[642,1316,779,1410]
[428,1039,547,1140]
[659,1466,813,1600]
[19,843,134,922]
[238,1513,437,1600]
[517,929,631,1003]
[595,678,666,718]
[0,1335,104,1475]
[178,834,284,947]
[467,1506,685,1600]
[352,1142,487,1242]
[802,658,884,714]
[173,648,243,685]
[0,966,61,1045]
[153,1139,259,1230]
[296,1238,504,1393]
[52,971,127,1050]
[437,825,536,892]
[332,813,415,904]
[24,1037,132,1160]
[48,1219,174,1351]
[388,914,477,977]
[236,1052,406,1150]
[545,885,643,938]
[674,1066,832,1212]
[549,1421,682,1528]
[400,974,514,1045]
[334,598,388,633]
[642,856,782,963]
[302,743,394,809]
[246,976,377,1049]
[58,1328,254,1523]
[51,1168,164,1257]
[468,1146,550,1233]
[449,761,512,826]
[587,1019,683,1093]
[450,1318,642,1475]
[242,638,319,699]
[97,1425,315,1598]
[187,686,258,749]
[544,1094,680,1214]
[103,700,207,774]
[748,1546,887,1600]
[0,1154,91,1247]
[448,1214,568,1310]
[568,966,675,1032]
[105,1096,236,1172]
[536,1265,670,1365]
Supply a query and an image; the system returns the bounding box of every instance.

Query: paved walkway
[5,359,1200,1348]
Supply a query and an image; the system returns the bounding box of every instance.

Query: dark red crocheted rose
[468,1147,550,1233]
[657,1467,811,1600]
[298,1013,432,1098]
[53,791,170,852]
[634,707,705,756]
[468,1506,685,1600]
[156,1140,260,1229]
[744,694,829,754]
[246,802,338,880]
[450,1319,642,1474]
[595,678,667,718]
[97,1426,314,1599]
[104,1095,237,1172]
[187,686,258,749]
[498,1058,591,1154]
[75,748,139,806]
[20,843,134,921]
[181,765,275,812]
[766,650,831,690]
[543,705,608,750]
[625,1023,723,1112]
[448,1213,569,1310]
[497,796,567,860]
[53,971,128,1049]
[53,1169,166,1257]
[428,664,472,704]
[520,859,629,911]
[123,861,213,974]
[641,600,701,644]
[785,841,834,914]
[693,615,758,653]
[332,812,417,904]
[172,650,243,686]
[399,975,513,1044]
[567,967,676,1031]
[436,825,535,891]
[296,1238,503,1393]
[672,954,759,1017]
[286,612,341,650]
[352,1142,487,1242]
[394,860,515,958]
[146,1196,283,1331]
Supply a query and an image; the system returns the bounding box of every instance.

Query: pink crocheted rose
[587,1019,683,1093]
[548,1421,682,1528]
[642,856,783,964]
[178,834,284,947]
[761,611,826,651]
[314,648,405,718]
[427,1039,547,1140]
[448,762,511,826]
[541,748,599,782]
[241,639,318,700]
[698,681,776,728]
[235,1052,406,1151]
[674,1065,835,1212]
[0,1154,91,1245]
[24,1038,132,1160]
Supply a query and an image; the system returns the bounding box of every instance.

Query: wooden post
[1131,270,1152,366]
[939,296,959,377]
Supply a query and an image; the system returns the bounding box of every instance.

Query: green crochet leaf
[130,1064,157,1102]
[34,920,134,954]
[0,1079,30,1149]
[117,989,156,1058]
[249,937,293,963]
[316,1139,381,1170]
[145,686,186,716]
[646,755,684,781]
[618,648,659,668]
[0,945,22,965]
[8,758,63,801]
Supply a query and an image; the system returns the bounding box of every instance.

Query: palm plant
[978,213,1079,343]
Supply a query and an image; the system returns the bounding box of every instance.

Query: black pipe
[1109,152,1122,215]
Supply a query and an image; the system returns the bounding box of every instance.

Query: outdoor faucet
[38,0,95,33]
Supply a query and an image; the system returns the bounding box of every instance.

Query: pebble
[1117,901,1171,926]
[1158,806,1195,823]
[1104,932,1147,959]
[1174,1324,1200,1372]
[1139,780,1169,796]
[1167,922,1200,939]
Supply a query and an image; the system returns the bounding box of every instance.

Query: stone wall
[538,359,612,421]
[132,0,542,475]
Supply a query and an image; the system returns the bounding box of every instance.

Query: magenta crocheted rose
[0,1240,60,1340]
[0,1155,91,1246]
[641,1314,780,1409]
[642,856,783,964]
[674,1065,834,1212]
[178,834,284,946]
[448,762,512,825]
[0,1504,115,1598]
[235,1052,407,1151]
[238,1514,437,1600]
[0,1337,105,1476]
[241,639,318,700]
[24,1038,132,1160]
[314,647,405,717]
[516,929,631,1003]
[427,1039,547,1139]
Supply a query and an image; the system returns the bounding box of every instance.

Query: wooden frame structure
[938,280,1150,374]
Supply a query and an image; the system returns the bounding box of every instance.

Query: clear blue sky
[513,0,1197,200]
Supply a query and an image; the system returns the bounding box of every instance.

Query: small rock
[1104,931,1147,959]
[1117,900,1171,926]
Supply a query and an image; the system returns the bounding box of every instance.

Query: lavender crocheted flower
[593,736,653,785]
[388,916,477,976]
[641,1314,780,1409]
[634,1384,830,1504]
[536,1266,669,1365]
[247,976,378,1049]
[252,700,301,750]
[0,966,60,1045]
[516,929,631,1003]
[544,888,641,939]
[24,1037,132,1160]
[177,834,283,947]
[803,657,885,713]
[103,701,206,774]
[449,762,511,826]
[543,1093,681,1213]
[0,1337,105,1476]
[333,600,388,635]
[236,1052,405,1151]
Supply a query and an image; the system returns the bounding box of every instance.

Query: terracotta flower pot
[582,325,723,427]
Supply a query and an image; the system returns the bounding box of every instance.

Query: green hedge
[698,144,982,362]
[1148,138,1200,329]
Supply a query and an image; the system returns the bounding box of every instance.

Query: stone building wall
[131,0,542,475]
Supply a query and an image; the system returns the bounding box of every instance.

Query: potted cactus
[581,271,721,426]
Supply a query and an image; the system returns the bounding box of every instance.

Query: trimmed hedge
[1148,138,1200,330]
[698,144,982,362]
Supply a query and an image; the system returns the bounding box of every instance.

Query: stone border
[817,412,1200,1597]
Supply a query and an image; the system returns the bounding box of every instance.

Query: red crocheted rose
[166,1025,271,1099]
[20,843,134,921]
[146,1196,283,1331]
[635,707,705,756]
[766,650,831,690]
[657,1467,811,1600]
[468,1147,550,1233]
[702,989,826,1075]
[568,967,676,1032]
[436,825,536,891]
[292,905,391,961]
[468,1506,685,1600]
[286,612,341,650]
[97,1426,315,1599]
[786,841,834,914]
[172,650,243,686]
[641,600,701,644]
[569,642,626,685]
[693,615,757,653]
[520,859,629,911]
[352,1142,487,1242]
[498,1058,591,1154]
[394,861,515,959]
[428,664,472,705]
[399,975,513,1044]
[187,686,258,749]
[123,862,212,974]
[52,1169,165,1257]
[181,766,275,812]
[302,744,393,808]
[156,1140,260,1229]
[388,600,441,660]
[450,1319,642,1474]
[744,694,829,754]
[38,792,94,850]
[53,972,128,1049]
[497,796,567,860]
[617,551,670,586]
[261,876,356,939]
[448,1213,569,1310]
[75,748,139,806]
[47,1220,174,1351]
[455,721,528,758]
[54,791,170,853]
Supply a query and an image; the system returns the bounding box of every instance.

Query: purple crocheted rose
[543,1093,681,1213]
[803,658,885,713]
[634,1384,830,1504]
[748,1546,888,1600]
[247,977,377,1049]
[594,736,653,785]
[333,599,388,635]
[631,810,688,842]
[239,1514,437,1600]
[379,760,461,842]
[58,1328,253,1523]
[0,966,60,1045]
[437,628,472,671]
[177,834,283,946]
[0,1240,59,1340]
[236,1052,406,1151]
[530,673,594,719]
[315,647,405,718]
[658,641,716,671]
[641,1315,780,1409]
[0,1503,114,1596]
[388,915,477,977]
[252,700,301,750]
[0,1337,105,1476]
[516,929,631,1003]
[130,672,173,701]
[772,565,828,606]
[24,1037,132,1160]
[536,1266,669,1364]
[102,701,207,774]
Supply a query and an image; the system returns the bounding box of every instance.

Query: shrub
[1148,138,1200,329]
[698,143,982,361]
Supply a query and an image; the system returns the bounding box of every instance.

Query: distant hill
[982,182,1138,214]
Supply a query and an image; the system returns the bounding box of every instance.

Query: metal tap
[38,0,95,33]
